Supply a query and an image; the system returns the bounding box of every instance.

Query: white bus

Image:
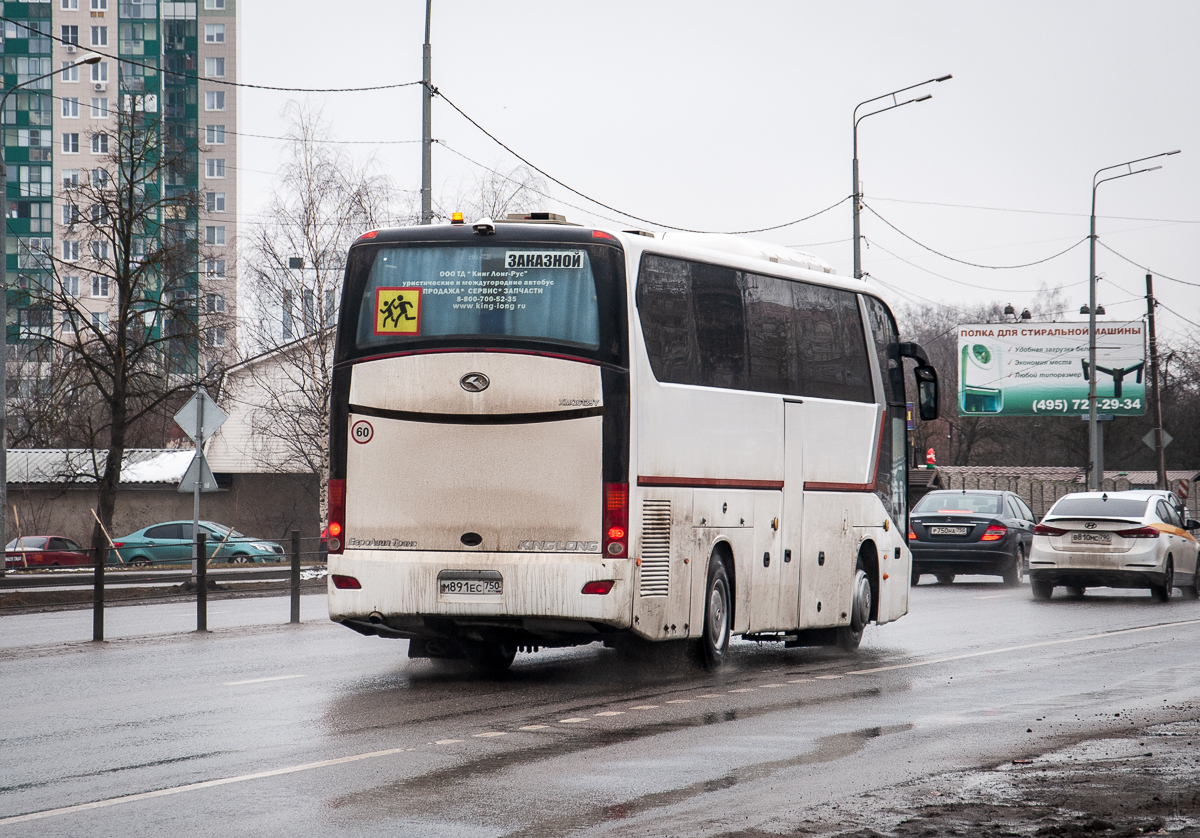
[326,214,939,671]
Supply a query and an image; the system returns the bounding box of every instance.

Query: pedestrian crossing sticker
[374,287,422,335]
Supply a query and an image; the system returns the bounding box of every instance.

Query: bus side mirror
[914,365,939,421]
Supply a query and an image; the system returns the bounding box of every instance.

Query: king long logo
[460,372,490,392]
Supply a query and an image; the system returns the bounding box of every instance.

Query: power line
[434,89,850,235]
[864,237,1088,293]
[861,202,1088,269]
[0,16,423,93]
[1096,241,1200,289]
[871,195,1200,225]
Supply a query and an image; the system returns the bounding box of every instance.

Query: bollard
[290,529,301,624]
[92,545,105,642]
[196,531,208,633]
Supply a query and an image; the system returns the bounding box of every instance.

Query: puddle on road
[323,714,910,836]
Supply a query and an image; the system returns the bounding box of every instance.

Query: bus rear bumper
[328,549,634,646]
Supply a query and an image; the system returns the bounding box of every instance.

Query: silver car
[1029,490,1200,602]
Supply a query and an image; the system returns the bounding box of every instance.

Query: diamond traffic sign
[1142,429,1173,451]
[174,389,227,444]
[177,452,219,493]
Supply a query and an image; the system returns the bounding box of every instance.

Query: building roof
[7,449,195,485]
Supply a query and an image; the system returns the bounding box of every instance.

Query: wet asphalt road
[1,579,1198,837]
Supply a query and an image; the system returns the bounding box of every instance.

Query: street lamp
[0,53,101,576]
[852,74,952,279]
[1085,149,1180,491]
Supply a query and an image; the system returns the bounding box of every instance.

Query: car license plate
[439,579,502,595]
[1071,532,1112,544]
[929,526,969,536]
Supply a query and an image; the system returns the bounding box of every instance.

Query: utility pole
[1146,274,1167,490]
[421,0,433,225]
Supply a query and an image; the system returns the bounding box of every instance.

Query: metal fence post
[92,546,104,642]
[196,531,207,633]
[290,529,301,624]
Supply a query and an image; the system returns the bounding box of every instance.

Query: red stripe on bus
[637,476,784,490]
[803,410,887,493]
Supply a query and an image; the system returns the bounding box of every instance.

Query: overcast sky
[237,1,1199,338]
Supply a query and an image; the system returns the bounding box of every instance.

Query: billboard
[957,322,1146,417]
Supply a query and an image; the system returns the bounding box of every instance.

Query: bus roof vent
[623,229,656,238]
[503,212,578,225]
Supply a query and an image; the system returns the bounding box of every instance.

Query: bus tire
[693,557,731,671]
[465,641,517,673]
[837,560,872,652]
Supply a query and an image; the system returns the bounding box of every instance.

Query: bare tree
[435,163,548,222]
[238,103,393,520]
[13,96,225,555]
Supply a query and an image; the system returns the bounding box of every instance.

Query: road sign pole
[192,389,204,584]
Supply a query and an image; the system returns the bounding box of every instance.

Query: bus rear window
[355,246,601,351]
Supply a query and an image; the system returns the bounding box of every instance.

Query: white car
[1029,490,1200,602]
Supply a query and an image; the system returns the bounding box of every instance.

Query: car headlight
[251,542,278,552]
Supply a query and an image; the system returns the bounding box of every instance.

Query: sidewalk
[0,593,329,651]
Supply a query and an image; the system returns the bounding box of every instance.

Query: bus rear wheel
[837,560,872,651]
[465,641,516,674]
[693,557,731,671]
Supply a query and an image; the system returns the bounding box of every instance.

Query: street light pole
[852,74,952,279]
[421,0,433,225]
[1085,150,1180,491]
[0,54,101,578]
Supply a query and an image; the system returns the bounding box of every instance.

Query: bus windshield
[354,245,601,352]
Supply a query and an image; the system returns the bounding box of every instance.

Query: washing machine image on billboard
[961,342,1003,414]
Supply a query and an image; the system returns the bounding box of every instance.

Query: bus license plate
[439,579,502,595]
[1071,532,1112,544]
[929,526,968,536]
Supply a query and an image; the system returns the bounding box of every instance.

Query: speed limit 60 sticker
[350,419,374,444]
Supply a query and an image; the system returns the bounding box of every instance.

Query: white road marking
[697,694,721,698]
[0,746,410,826]
[20,617,1196,827]
[787,679,813,683]
[816,675,843,680]
[728,688,754,693]
[665,699,692,704]
[222,674,305,686]
[974,594,1012,600]
[472,732,506,738]
[518,725,549,731]
[847,617,1200,677]
[560,717,589,723]
[758,683,785,688]
[594,711,624,717]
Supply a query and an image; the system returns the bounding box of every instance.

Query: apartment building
[2,0,237,384]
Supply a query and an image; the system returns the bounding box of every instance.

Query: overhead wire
[861,202,1088,269]
[434,89,850,234]
[1096,241,1200,289]
[0,16,423,93]
[863,237,1088,293]
[871,195,1200,225]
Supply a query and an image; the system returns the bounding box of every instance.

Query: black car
[909,490,1036,585]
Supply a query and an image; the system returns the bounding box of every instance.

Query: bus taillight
[604,483,628,557]
[328,479,346,554]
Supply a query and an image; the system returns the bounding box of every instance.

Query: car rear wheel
[1066,585,1086,598]
[1002,546,1026,587]
[1185,559,1200,600]
[936,573,955,585]
[1152,557,1174,603]
[128,557,150,567]
[1031,580,1054,601]
[911,566,922,586]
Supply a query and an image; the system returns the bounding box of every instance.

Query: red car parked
[4,536,90,568]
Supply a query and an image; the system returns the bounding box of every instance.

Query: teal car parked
[111,521,285,565]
